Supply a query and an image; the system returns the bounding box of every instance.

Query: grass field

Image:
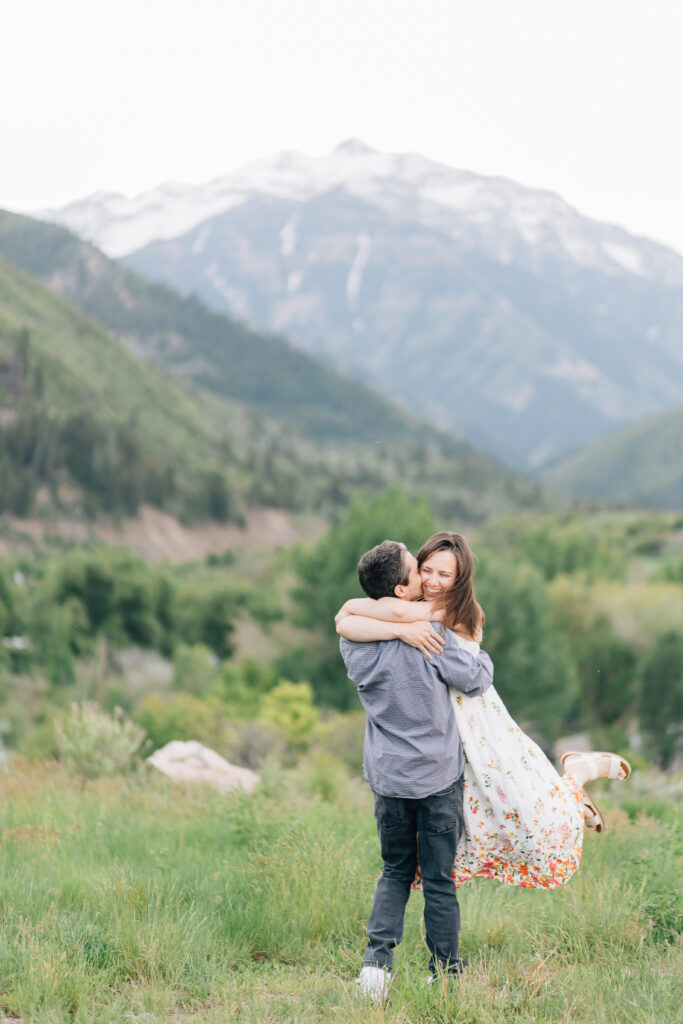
[0,756,681,1023]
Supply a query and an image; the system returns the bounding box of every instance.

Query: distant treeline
[0,327,240,521]
[0,211,545,529]
[0,324,544,525]
[2,493,683,771]
[290,491,683,769]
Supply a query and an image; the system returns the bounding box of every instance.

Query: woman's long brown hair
[417,531,484,640]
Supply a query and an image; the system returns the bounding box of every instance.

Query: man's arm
[431,631,494,696]
[336,615,445,657]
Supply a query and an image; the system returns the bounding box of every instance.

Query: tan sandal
[582,791,606,833]
[560,750,631,781]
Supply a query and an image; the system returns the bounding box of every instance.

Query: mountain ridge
[34,141,683,471]
[122,187,683,468]
[35,142,683,280]
[540,402,683,509]
[0,209,544,524]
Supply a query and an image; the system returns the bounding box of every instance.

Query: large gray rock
[147,740,259,794]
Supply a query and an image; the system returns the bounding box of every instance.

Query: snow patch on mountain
[279,214,298,257]
[191,223,211,255]
[346,232,372,308]
[602,241,644,274]
[500,383,534,412]
[541,355,601,382]
[206,264,249,319]
[287,270,302,293]
[33,141,683,286]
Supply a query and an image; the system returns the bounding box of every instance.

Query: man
[335,540,493,1003]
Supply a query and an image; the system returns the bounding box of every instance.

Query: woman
[336,531,631,890]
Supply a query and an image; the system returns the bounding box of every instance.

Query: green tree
[653,556,683,584]
[175,580,237,659]
[46,548,176,651]
[135,692,223,750]
[172,643,221,697]
[575,621,638,728]
[638,631,683,769]
[55,702,146,781]
[476,557,579,744]
[291,488,436,706]
[220,658,277,717]
[44,605,77,687]
[260,680,319,751]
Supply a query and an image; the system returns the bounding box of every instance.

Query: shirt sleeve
[431,630,494,695]
[339,637,385,688]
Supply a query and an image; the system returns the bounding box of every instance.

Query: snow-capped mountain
[38,139,683,282]
[37,141,683,469]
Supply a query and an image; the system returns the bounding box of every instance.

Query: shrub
[220,658,278,718]
[259,680,319,752]
[172,643,221,697]
[313,710,365,772]
[135,692,224,750]
[295,748,354,803]
[55,701,146,780]
[576,621,638,727]
[638,631,683,769]
[174,580,237,658]
[44,548,175,653]
[291,488,435,706]
[476,557,579,742]
[222,718,285,770]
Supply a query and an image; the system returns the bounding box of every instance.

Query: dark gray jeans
[364,776,464,976]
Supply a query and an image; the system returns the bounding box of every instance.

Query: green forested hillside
[0,252,544,524]
[540,404,683,508]
[0,209,433,444]
[0,255,266,520]
[0,210,546,523]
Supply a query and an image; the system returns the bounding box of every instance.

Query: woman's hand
[396,621,445,659]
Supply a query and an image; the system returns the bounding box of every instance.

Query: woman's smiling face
[420,549,457,600]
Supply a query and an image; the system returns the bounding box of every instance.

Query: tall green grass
[0,758,680,1023]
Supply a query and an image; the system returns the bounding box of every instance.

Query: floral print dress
[417,635,584,891]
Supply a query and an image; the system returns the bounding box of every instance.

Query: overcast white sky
[3,0,683,252]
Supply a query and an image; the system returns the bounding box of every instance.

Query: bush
[43,548,175,654]
[19,716,60,760]
[172,643,221,697]
[514,519,626,581]
[259,680,319,752]
[135,692,224,751]
[575,620,638,727]
[291,488,435,706]
[313,710,365,772]
[652,555,683,583]
[222,718,285,770]
[55,702,146,780]
[220,658,278,718]
[295,748,354,803]
[639,631,683,769]
[476,557,579,742]
[174,580,237,658]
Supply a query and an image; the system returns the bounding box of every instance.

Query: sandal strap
[562,750,631,781]
[583,793,606,832]
[563,751,599,781]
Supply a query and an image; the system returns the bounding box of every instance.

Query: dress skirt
[415,636,585,891]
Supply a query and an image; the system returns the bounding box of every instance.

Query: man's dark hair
[357,540,409,599]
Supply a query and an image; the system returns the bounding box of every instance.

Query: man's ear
[393,584,408,600]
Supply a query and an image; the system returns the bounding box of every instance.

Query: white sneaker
[356,965,391,1003]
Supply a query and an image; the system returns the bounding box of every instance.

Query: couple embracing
[336,531,631,1003]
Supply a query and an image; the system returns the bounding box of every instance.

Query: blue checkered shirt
[340,629,493,798]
